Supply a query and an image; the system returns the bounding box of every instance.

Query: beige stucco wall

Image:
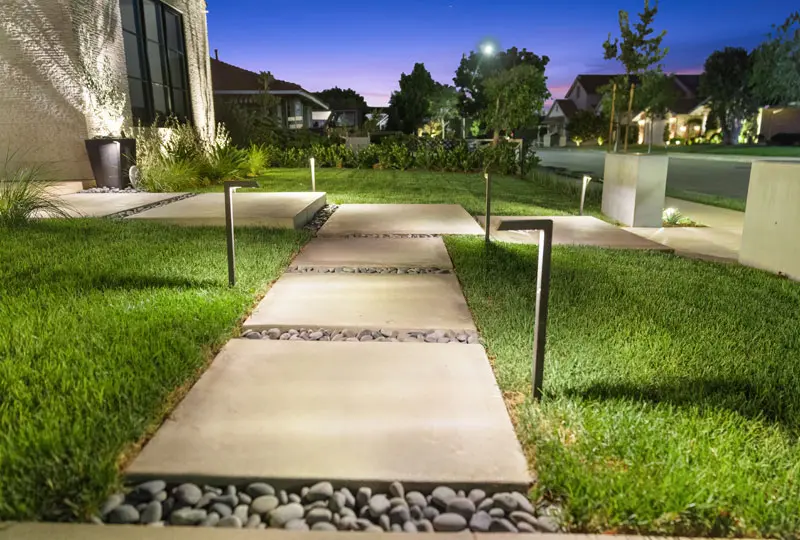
[0,0,214,181]
[739,161,800,281]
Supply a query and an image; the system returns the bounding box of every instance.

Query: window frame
[120,0,192,124]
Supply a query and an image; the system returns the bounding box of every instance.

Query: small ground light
[580,175,592,215]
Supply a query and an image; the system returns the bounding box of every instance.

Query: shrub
[137,157,204,192]
[241,144,269,177]
[0,156,69,226]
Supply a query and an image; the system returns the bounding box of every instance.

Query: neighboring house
[210,58,328,129]
[542,99,578,147]
[0,0,215,182]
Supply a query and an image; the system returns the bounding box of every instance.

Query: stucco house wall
[0,0,214,181]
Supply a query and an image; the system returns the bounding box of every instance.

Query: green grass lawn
[665,188,747,212]
[0,219,308,520]
[201,168,601,217]
[445,237,800,538]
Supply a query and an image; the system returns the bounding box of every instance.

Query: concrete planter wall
[601,153,668,227]
[739,161,800,280]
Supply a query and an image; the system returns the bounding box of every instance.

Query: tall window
[120,0,190,123]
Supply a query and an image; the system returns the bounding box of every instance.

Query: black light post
[224,180,259,286]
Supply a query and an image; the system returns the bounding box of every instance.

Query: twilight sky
[207,0,795,107]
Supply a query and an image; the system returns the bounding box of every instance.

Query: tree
[428,84,460,138]
[701,47,757,145]
[387,63,437,134]
[602,0,669,150]
[751,12,800,107]
[482,63,550,144]
[453,47,549,119]
[638,70,677,150]
[568,110,607,146]
[314,87,368,112]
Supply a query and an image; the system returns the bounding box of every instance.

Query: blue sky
[207,0,796,106]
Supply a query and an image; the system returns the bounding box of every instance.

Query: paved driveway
[536,149,751,200]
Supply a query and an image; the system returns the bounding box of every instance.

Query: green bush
[0,155,69,226]
[240,144,269,177]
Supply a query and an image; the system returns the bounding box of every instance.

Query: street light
[481,43,495,56]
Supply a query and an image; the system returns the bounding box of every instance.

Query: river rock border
[82,186,144,194]
[288,266,451,275]
[97,480,562,533]
[305,204,339,233]
[343,233,441,239]
[242,327,481,345]
[105,193,197,219]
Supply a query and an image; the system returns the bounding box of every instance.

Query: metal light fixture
[224,180,259,286]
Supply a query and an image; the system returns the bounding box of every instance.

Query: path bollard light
[310,157,316,192]
[580,175,592,216]
[495,218,553,400]
[484,171,492,246]
[224,180,259,287]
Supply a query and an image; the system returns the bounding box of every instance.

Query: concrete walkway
[40,192,185,218]
[128,213,530,489]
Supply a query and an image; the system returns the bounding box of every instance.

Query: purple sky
[207,0,795,107]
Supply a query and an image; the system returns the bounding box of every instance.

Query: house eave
[214,89,329,110]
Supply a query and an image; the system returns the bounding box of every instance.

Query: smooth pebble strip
[242,327,481,345]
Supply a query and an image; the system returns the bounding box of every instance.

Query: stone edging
[342,234,441,238]
[105,193,197,219]
[95,480,562,533]
[242,328,480,345]
[304,204,339,233]
[288,266,452,275]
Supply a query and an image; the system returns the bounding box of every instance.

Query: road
[536,149,752,200]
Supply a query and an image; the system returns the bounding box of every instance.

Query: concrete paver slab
[243,273,475,332]
[625,226,741,261]
[127,192,326,228]
[127,340,531,488]
[318,204,484,236]
[40,193,185,218]
[291,237,454,269]
[477,215,671,251]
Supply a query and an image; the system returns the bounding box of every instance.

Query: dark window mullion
[133,0,155,123]
[155,3,173,115]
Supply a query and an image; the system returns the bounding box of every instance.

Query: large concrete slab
[478,215,671,251]
[40,193,185,218]
[244,273,475,332]
[127,192,326,228]
[318,204,484,236]
[127,340,530,488]
[291,237,453,269]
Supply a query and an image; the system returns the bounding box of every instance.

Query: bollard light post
[224,180,259,287]
[495,218,553,400]
[484,171,492,246]
[580,175,592,216]
[310,157,316,192]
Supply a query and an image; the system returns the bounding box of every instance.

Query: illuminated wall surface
[0,0,214,181]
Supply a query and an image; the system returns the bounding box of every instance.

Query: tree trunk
[492,96,501,146]
[648,118,653,154]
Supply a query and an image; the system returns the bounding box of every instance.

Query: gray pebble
[203,485,223,495]
[224,485,237,496]
[369,494,391,517]
[306,507,333,524]
[99,493,125,517]
[305,500,328,511]
[477,497,494,512]
[288,493,301,503]
[517,521,536,532]
[196,492,215,508]
[410,506,423,520]
[469,510,492,532]
[340,515,357,530]
[245,331,262,339]
[250,495,279,515]
[490,517,518,532]
[154,491,168,503]
[237,493,252,505]
[329,491,346,512]
[510,510,539,526]
[212,494,237,507]
[388,481,405,499]
[266,328,282,339]
[511,491,535,513]
[467,488,486,505]
[279,333,290,340]
[209,503,232,517]
[312,522,338,531]
[406,491,427,508]
[233,504,249,522]
[340,506,356,518]
[309,331,324,340]
[131,481,166,502]
[379,513,391,531]
[389,504,410,524]
[431,486,457,510]
[355,518,373,530]
[391,523,403,532]
[403,521,418,533]
[333,513,341,527]
[170,507,207,526]
[278,490,289,505]
[433,512,468,532]
[107,504,139,524]
[174,483,202,506]
[359,334,374,342]
[356,486,372,508]
[245,514,261,528]
[422,505,440,520]
[269,503,304,527]
[246,482,275,498]
[217,515,242,528]
[489,508,506,518]
[446,497,476,520]
[285,519,309,531]
[307,481,334,502]
[493,492,518,513]
[358,505,370,518]
[140,501,162,524]
[417,518,434,532]
[200,513,220,527]
[161,497,174,517]
[389,496,407,508]
[535,515,560,533]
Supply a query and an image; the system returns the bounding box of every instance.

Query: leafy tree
[314,87,368,112]
[453,47,549,119]
[568,110,607,146]
[701,47,757,145]
[428,84,460,138]
[482,63,550,143]
[387,63,437,134]
[257,72,282,120]
[638,70,677,150]
[602,0,669,150]
[751,12,800,106]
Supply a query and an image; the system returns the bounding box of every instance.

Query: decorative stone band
[241,327,481,345]
[304,204,339,233]
[97,480,562,533]
[105,193,197,219]
[342,233,441,238]
[288,266,452,275]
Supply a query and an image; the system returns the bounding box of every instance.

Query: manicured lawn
[445,237,800,538]
[666,188,747,212]
[201,168,602,217]
[0,219,308,520]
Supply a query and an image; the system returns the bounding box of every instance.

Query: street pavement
[536,149,751,200]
